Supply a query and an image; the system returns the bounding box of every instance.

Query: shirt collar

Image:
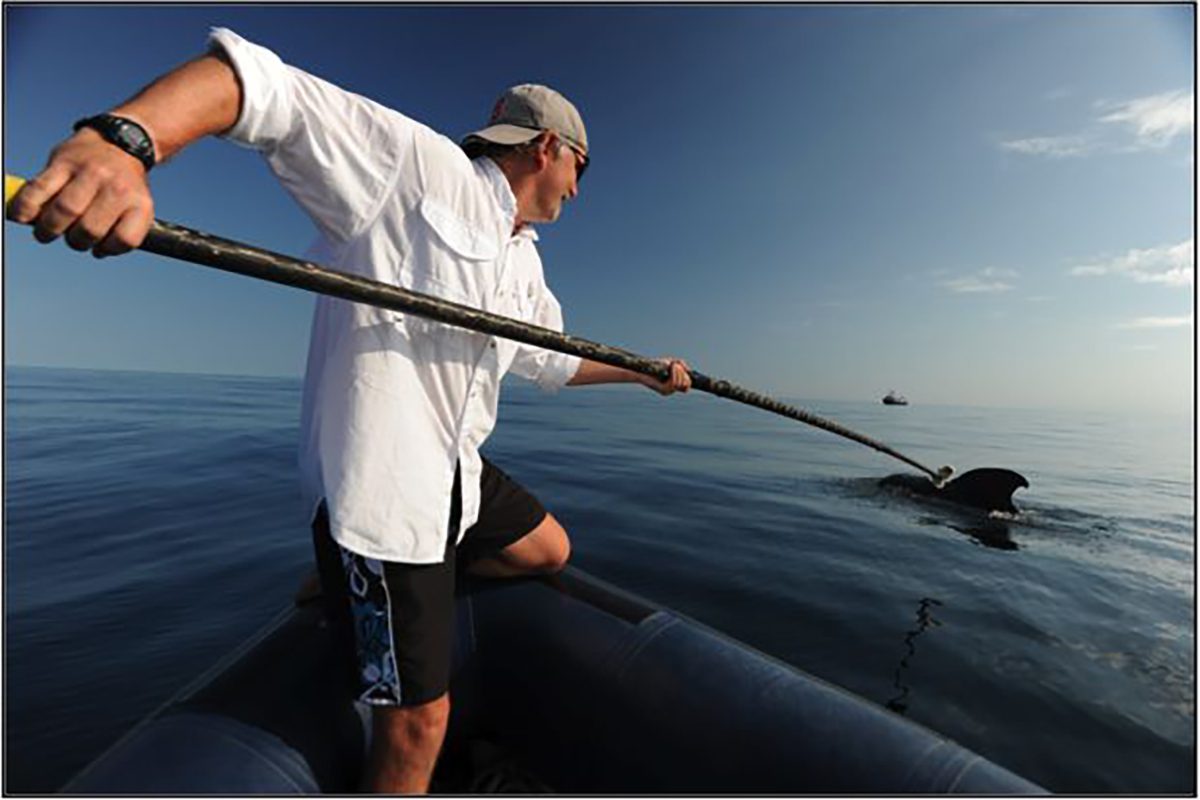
[474,157,539,242]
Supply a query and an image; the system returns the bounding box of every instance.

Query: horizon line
[5,362,1191,418]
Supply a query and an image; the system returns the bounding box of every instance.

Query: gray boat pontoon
[64,566,1044,794]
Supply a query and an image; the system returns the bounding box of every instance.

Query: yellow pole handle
[6,174,27,209]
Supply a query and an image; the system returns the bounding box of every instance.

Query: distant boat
[882,390,908,406]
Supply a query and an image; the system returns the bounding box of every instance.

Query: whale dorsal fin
[937,468,1029,513]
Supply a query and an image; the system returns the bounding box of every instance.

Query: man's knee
[534,514,571,573]
[469,514,572,578]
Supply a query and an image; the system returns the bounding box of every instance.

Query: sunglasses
[563,141,589,182]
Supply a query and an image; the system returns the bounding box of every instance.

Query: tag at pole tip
[933,465,955,488]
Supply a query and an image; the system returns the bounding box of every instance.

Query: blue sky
[3,4,1194,413]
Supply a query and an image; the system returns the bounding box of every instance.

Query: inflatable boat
[63,566,1044,794]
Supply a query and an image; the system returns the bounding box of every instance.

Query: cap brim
[461,123,543,147]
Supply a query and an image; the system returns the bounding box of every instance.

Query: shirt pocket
[394,197,500,340]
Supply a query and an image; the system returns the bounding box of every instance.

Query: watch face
[114,120,151,154]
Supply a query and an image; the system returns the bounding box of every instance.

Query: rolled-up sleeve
[208,27,296,147]
[207,27,408,243]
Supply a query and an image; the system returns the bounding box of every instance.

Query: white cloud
[941,267,1018,293]
[1000,89,1194,158]
[1116,314,1194,330]
[999,135,1092,158]
[1098,90,1195,149]
[1069,239,1194,287]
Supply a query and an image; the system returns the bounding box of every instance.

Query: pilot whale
[879,468,1029,514]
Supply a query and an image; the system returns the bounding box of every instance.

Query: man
[7,28,691,793]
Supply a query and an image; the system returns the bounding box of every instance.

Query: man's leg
[466,511,570,577]
[455,458,572,578]
[364,695,451,793]
[311,504,457,794]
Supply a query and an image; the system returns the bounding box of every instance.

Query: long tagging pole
[5,174,953,484]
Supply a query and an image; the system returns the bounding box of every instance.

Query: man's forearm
[112,51,243,163]
[566,359,645,387]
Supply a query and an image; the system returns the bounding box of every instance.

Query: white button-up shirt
[211,28,582,563]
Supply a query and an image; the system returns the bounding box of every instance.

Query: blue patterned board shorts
[337,550,407,705]
[311,458,546,707]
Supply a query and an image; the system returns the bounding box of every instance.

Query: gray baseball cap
[462,84,589,156]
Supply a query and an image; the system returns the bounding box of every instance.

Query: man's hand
[7,126,155,258]
[636,358,692,396]
[7,50,243,259]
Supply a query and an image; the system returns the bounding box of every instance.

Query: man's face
[529,137,586,223]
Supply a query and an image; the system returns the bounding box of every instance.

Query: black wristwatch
[73,114,156,172]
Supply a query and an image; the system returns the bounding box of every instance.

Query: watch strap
[73,114,156,172]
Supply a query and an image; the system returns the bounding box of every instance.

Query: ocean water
[3,364,1194,793]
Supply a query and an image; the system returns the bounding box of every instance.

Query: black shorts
[311,457,547,707]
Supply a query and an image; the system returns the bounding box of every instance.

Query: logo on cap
[489,97,507,124]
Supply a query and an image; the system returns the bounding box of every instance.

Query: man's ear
[532,132,556,170]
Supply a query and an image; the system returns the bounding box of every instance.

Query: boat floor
[432,736,554,793]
